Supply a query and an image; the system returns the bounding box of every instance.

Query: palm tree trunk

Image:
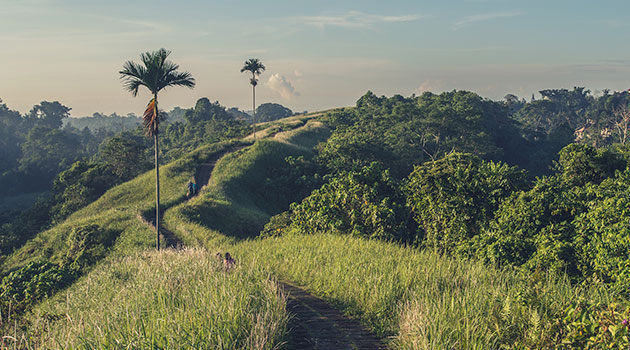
[252,82,256,140]
[154,133,160,250]
[154,95,160,251]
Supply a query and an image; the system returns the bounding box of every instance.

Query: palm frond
[119,61,148,97]
[143,98,159,137]
[121,48,194,136]
[240,58,266,76]
[158,70,195,91]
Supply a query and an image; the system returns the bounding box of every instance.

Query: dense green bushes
[0,224,117,315]
[405,152,527,252]
[0,262,76,314]
[285,163,412,240]
[283,136,630,296]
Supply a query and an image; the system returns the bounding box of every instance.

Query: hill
[3,91,630,349]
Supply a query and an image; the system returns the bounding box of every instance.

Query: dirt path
[140,144,388,349]
[139,146,246,249]
[281,282,389,350]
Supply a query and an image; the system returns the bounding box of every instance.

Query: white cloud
[414,79,450,95]
[454,11,525,29]
[292,11,421,29]
[266,73,300,99]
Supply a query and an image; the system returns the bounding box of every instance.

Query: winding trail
[282,282,388,350]
[139,142,389,349]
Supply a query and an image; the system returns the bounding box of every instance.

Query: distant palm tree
[240,58,265,139]
[119,48,195,250]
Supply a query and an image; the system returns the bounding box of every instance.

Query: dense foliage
[255,102,293,122]
[405,153,528,252]
[275,91,630,302]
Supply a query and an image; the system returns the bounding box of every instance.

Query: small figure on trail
[223,252,236,270]
[186,179,194,199]
[192,182,199,196]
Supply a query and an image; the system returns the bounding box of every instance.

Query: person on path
[186,180,194,199]
[223,252,235,270]
[192,182,199,196]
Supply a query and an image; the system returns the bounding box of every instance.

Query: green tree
[25,101,71,129]
[0,99,23,174]
[18,126,82,187]
[98,134,151,181]
[240,58,265,139]
[405,153,527,253]
[289,163,412,241]
[184,97,231,123]
[255,102,293,122]
[120,48,195,250]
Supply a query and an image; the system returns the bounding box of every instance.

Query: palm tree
[240,58,265,139]
[119,48,195,250]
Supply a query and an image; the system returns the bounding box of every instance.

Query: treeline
[266,89,630,296]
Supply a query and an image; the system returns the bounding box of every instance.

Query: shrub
[556,300,630,349]
[405,152,527,253]
[0,261,76,314]
[65,224,117,270]
[290,162,413,240]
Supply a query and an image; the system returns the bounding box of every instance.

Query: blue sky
[2,0,630,116]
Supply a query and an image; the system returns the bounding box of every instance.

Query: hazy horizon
[3,0,630,117]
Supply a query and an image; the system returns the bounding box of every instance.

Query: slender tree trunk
[154,94,160,251]
[252,81,256,140]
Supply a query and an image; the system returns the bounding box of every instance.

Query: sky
[2,0,630,117]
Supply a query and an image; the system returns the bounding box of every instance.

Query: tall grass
[234,232,613,349]
[9,249,287,350]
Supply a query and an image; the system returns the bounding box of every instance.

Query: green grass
[5,113,612,349]
[1,120,330,348]
[234,232,613,349]
[8,249,287,349]
[158,123,616,348]
[1,139,246,274]
[164,123,331,247]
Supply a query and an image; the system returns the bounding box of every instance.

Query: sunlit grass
[1,140,245,274]
[7,248,287,349]
[234,232,612,349]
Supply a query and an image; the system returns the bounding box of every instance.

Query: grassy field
[1,119,326,349]
[4,111,618,349]
[9,249,287,349]
[234,232,613,349]
[1,140,247,274]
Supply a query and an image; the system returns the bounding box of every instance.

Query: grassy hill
[1,111,623,349]
[0,115,323,349]
[1,140,247,275]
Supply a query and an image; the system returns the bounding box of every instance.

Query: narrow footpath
[282,282,388,350]
[139,144,389,349]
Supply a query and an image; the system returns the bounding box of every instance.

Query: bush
[290,163,413,241]
[64,224,117,270]
[0,261,76,314]
[405,152,527,253]
[556,300,630,349]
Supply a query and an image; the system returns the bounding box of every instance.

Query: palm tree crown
[120,48,195,136]
[240,58,265,86]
